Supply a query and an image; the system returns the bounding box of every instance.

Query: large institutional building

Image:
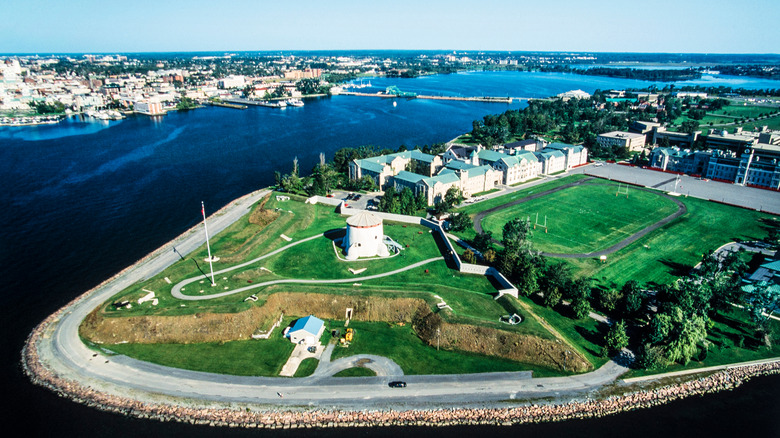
[649,127,780,189]
[349,142,588,205]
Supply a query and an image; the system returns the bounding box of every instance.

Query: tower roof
[346,210,383,228]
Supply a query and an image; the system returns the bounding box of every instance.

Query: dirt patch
[435,322,591,373]
[81,292,425,344]
[248,194,279,227]
[412,304,591,373]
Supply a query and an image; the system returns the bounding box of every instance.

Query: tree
[461,249,477,264]
[501,217,532,254]
[596,288,620,314]
[665,309,707,364]
[619,280,645,319]
[680,120,700,134]
[602,320,629,357]
[483,248,498,264]
[540,262,571,308]
[744,282,780,345]
[472,231,493,253]
[448,212,472,232]
[570,277,592,319]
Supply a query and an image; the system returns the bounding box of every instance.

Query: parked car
[388,381,407,388]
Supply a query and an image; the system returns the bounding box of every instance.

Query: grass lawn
[457,174,591,218]
[294,358,320,377]
[333,367,377,377]
[105,337,295,377]
[563,195,774,287]
[624,309,780,378]
[519,295,611,370]
[479,182,679,254]
[328,320,563,376]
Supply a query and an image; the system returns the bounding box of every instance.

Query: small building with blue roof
[287,315,325,345]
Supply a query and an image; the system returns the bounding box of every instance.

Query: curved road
[473,180,687,259]
[32,188,630,411]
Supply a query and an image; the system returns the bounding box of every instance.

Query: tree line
[461,215,780,365]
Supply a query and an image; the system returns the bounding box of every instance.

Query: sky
[2,0,779,54]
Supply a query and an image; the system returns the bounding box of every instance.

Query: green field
[565,194,774,286]
[671,103,780,130]
[105,337,295,376]
[479,182,679,254]
[329,320,563,376]
[460,176,775,286]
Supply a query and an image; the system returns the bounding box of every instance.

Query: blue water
[2,71,779,436]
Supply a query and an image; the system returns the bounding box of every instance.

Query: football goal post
[616,183,629,198]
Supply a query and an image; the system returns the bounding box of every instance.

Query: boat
[258,100,287,108]
[286,98,304,107]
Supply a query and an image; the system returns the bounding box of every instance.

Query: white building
[343,211,389,260]
[287,315,325,345]
[597,131,647,152]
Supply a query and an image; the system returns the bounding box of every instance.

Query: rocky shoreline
[22,317,780,429]
[18,185,780,429]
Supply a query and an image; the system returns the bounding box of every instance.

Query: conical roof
[346,210,383,228]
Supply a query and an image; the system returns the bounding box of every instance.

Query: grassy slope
[328,320,563,376]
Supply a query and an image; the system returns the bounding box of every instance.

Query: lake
[1,70,778,436]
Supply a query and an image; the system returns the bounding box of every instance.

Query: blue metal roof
[289,315,324,336]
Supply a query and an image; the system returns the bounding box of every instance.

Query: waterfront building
[133,99,164,116]
[349,150,442,190]
[597,131,647,153]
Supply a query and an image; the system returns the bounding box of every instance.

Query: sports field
[479,182,680,254]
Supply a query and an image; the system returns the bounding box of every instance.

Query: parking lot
[585,163,780,215]
[329,190,380,210]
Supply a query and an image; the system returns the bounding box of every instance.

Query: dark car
[388,381,407,388]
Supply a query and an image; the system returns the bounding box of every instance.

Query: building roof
[422,172,461,187]
[347,210,383,228]
[394,170,425,184]
[444,160,478,171]
[289,315,324,336]
[598,131,645,140]
[514,150,537,163]
[357,160,386,173]
[761,259,780,272]
[497,155,520,167]
[410,150,437,163]
[477,149,507,163]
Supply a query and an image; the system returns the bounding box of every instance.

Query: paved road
[33,186,632,410]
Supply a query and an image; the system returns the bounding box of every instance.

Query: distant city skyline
[3,0,779,54]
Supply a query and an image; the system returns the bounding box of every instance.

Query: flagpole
[202,201,216,286]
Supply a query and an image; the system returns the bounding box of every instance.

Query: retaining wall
[338,205,517,298]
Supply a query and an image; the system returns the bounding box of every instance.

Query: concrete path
[279,342,324,377]
[313,354,404,378]
[172,256,444,301]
